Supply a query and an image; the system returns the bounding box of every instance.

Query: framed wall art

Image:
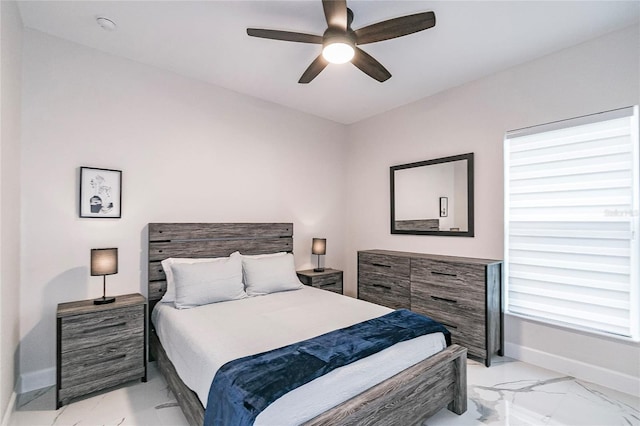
[79,167,122,218]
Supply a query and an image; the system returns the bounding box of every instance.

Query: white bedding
[152,285,446,425]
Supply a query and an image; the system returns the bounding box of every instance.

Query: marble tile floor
[10,357,639,426]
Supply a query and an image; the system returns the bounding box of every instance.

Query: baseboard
[505,342,640,396]
[1,391,16,426]
[17,367,55,394]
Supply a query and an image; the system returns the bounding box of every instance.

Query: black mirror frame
[390,153,474,237]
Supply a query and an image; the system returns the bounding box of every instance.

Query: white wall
[0,0,23,420]
[345,25,640,395]
[19,29,347,387]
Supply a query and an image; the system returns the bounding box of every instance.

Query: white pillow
[242,252,303,296]
[161,257,217,304]
[172,253,246,309]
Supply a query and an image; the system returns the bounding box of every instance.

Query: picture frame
[439,196,448,217]
[79,167,122,218]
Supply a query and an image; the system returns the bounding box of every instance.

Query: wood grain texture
[57,294,146,408]
[296,269,343,294]
[358,252,411,309]
[60,305,144,353]
[61,337,144,388]
[303,345,467,426]
[57,293,145,318]
[148,238,292,262]
[358,250,503,366]
[394,219,439,231]
[148,222,292,241]
[150,331,204,426]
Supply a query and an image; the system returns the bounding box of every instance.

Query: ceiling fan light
[322,42,354,64]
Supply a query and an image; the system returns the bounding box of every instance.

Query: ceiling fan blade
[322,0,348,30]
[351,47,391,82]
[247,28,323,44]
[355,11,436,45]
[299,55,329,84]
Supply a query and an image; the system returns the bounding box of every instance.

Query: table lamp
[312,238,326,272]
[91,248,118,305]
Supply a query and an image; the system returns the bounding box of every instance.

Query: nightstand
[297,268,343,294]
[56,293,147,408]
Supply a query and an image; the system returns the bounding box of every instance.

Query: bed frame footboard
[151,330,466,426]
[303,344,467,426]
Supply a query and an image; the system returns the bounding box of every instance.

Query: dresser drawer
[411,298,486,359]
[411,258,485,293]
[412,285,483,326]
[359,275,410,309]
[60,336,144,389]
[60,305,144,353]
[411,280,485,317]
[359,252,410,279]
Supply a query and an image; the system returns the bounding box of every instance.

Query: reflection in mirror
[390,153,474,237]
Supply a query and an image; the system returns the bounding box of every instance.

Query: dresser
[296,268,343,294]
[56,293,147,408]
[358,250,502,366]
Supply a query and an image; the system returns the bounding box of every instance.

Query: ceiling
[17,1,640,124]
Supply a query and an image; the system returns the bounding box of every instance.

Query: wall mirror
[390,153,474,237]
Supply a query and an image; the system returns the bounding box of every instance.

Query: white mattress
[152,286,446,425]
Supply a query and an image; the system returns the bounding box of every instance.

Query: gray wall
[0,0,23,419]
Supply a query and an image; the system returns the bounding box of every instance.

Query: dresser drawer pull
[371,263,391,268]
[82,322,127,334]
[372,284,391,290]
[431,271,457,277]
[83,353,126,368]
[430,296,457,304]
[318,282,337,288]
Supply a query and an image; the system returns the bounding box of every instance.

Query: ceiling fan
[247,0,436,84]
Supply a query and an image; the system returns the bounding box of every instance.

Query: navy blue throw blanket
[204,309,450,426]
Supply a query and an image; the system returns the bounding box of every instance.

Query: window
[504,106,639,340]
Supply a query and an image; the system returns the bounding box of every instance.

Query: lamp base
[93,296,116,305]
[313,267,325,272]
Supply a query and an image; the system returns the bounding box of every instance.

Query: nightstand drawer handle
[371,263,391,268]
[83,354,126,367]
[430,296,457,304]
[439,322,458,329]
[372,284,391,290]
[83,322,127,334]
[431,271,457,277]
[318,282,337,288]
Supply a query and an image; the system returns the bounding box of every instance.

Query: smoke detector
[96,17,116,31]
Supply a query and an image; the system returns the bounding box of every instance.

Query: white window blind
[504,106,639,340]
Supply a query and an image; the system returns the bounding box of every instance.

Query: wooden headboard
[147,223,293,310]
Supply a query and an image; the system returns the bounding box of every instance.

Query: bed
[147,223,467,425]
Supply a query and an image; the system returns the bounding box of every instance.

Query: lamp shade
[91,248,118,276]
[312,238,326,255]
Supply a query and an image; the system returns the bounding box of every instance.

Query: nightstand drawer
[60,305,144,353]
[296,269,343,295]
[59,364,146,402]
[60,336,144,388]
